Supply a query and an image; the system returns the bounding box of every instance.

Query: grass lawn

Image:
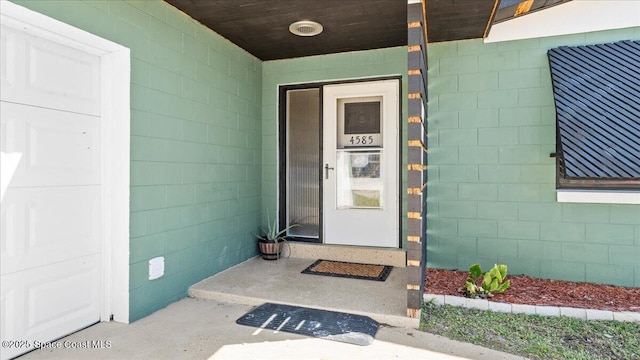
[420,302,640,360]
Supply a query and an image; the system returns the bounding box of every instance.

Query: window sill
[556,190,640,205]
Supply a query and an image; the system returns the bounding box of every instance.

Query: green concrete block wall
[427,28,640,287]
[261,48,409,246]
[14,0,263,321]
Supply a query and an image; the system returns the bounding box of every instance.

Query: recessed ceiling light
[289,20,323,37]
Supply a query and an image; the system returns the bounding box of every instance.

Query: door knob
[324,164,334,179]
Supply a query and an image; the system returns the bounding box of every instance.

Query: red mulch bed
[425,268,640,312]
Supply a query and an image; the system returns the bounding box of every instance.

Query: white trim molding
[557,190,640,205]
[1,0,131,323]
[486,0,640,43]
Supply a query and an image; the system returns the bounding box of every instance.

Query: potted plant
[256,211,298,260]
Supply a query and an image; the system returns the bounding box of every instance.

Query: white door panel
[0,255,101,359]
[0,27,16,89]
[0,25,101,116]
[1,101,101,188]
[0,285,16,342]
[323,80,399,247]
[1,101,101,187]
[25,255,101,336]
[1,186,101,275]
[1,17,103,360]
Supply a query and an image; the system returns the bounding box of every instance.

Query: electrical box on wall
[148,256,164,280]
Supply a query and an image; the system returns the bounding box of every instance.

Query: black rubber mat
[236,302,379,346]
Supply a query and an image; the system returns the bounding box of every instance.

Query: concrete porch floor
[189,257,418,328]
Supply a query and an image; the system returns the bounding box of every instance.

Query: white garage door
[1,24,102,359]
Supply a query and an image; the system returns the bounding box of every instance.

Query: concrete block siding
[427,28,640,288]
[14,0,263,321]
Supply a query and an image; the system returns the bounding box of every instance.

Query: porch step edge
[189,287,419,329]
[286,242,406,268]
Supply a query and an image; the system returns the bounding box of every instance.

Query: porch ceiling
[163,0,496,61]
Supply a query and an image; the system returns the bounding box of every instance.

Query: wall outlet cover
[149,256,165,280]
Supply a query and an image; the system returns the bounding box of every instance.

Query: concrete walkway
[16,257,527,359]
[18,298,526,360]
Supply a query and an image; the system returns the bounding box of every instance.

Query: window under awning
[547,40,640,189]
[493,0,570,24]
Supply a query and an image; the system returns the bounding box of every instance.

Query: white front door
[322,80,399,247]
[1,23,103,359]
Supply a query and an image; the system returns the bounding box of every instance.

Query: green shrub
[460,263,510,299]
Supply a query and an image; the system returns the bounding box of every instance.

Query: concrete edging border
[423,294,640,323]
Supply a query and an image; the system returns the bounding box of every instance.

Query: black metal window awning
[548,40,640,190]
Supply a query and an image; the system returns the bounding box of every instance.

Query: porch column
[406,0,428,318]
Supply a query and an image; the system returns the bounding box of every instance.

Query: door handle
[324,164,334,179]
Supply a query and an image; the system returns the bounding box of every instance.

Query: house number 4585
[349,135,374,145]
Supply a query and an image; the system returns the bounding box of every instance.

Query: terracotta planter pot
[257,238,284,260]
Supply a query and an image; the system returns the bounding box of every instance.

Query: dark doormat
[301,259,392,281]
[236,302,379,346]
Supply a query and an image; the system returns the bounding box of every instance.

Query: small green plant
[258,210,299,242]
[255,210,299,260]
[459,263,510,299]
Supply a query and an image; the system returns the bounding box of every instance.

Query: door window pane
[286,89,320,238]
[336,150,383,209]
[337,98,383,148]
[344,102,381,134]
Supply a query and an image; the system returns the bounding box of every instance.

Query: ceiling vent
[289,20,323,37]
